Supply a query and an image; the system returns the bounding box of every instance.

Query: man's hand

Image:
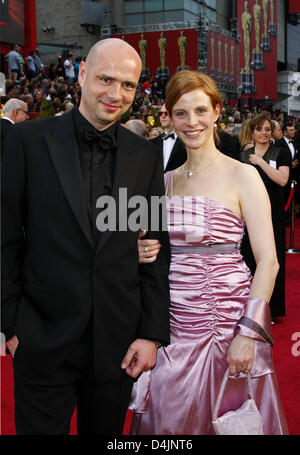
[121,338,158,378]
[6,335,19,358]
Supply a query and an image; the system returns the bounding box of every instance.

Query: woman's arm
[249,154,289,187]
[226,164,279,376]
[238,164,279,300]
[138,230,161,263]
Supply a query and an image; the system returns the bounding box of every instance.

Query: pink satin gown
[130,170,288,435]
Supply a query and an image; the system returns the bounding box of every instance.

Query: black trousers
[13,340,133,435]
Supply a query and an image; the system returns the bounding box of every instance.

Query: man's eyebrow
[96,74,137,86]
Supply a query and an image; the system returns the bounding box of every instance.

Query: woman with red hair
[131,71,288,435]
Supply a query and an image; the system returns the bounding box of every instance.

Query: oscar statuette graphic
[157,32,169,80]
[217,39,223,82]
[177,31,189,71]
[268,0,277,36]
[240,1,256,94]
[251,0,265,70]
[224,40,229,83]
[210,35,216,80]
[138,34,150,80]
[260,0,272,51]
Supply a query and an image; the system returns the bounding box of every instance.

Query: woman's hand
[249,154,262,166]
[226,334,255,376]
[138,230,161,263]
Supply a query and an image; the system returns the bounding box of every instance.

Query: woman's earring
[214,122,217,128]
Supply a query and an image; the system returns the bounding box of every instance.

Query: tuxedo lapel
[279,138,293,160]
[45,112,94,249]
[96,125,142,254]
[165,137,186,172]
[150,134,164,153]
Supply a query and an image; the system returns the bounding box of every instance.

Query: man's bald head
[85,38,142,70]
[78,38,142,130]
[124,119,148,138]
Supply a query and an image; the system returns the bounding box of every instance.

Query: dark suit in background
[276,137,299,204]
[1,117,14,161]
[151,133,187,172]
[216,129,241,161]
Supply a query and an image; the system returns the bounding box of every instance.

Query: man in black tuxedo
[276,122,299,202]
[1,98,29,161]
[151,104,186,172]
[1,39,170,435]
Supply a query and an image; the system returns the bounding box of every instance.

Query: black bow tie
[289,140,294,144]
[80,125,116,152]
[164,133,175,140]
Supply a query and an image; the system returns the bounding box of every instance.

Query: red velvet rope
[285,188,294,212]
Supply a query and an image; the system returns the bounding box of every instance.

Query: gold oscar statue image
[139,34,150,80]
[210,35,216,80]
[240,1,256,94]
[260,0,272,51]
[268,0,277,36]
[157,32,169,80]
[251,0,265,70]
[217,39,223,82]
[177,31,189,71]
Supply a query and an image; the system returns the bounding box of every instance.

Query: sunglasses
[159,111,169,117]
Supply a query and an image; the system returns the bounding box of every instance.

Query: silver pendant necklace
[183,154,220,178]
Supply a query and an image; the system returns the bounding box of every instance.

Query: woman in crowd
[240,114,290,322]
[239,118,253,151]
[131,71,288,435]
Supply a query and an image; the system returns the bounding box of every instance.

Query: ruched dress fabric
[130,171,288,435]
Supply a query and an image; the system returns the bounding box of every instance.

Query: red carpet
[1,221,300,435]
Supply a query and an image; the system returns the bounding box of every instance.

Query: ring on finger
[144,246,149,253]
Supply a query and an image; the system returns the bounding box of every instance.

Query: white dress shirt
[2,116,14,124]
[163,130,177,170]
[284,136,295,159]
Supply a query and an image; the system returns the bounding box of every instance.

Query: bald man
[2,39,170,435]
[124,119,148,138]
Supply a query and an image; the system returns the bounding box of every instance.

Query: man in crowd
[5,44,23,82]
[272,120,283,140]
[276,122,299,208]
[2,38,170,435]
[124,119,148,138]
[25,50,37,80]
[151,103,186,172]
[1,98,29,160]
[64,54,75,84]
[34,48,47,78]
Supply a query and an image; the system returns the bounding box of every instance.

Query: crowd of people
[1,39,299,436]
[2,44,300,132]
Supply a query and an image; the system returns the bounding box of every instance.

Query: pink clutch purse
[212,369,264,435]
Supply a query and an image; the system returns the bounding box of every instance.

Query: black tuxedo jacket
[275,137,299,184]
[1,118,14,161]
[150,133,187,172]
[1,111,170,382]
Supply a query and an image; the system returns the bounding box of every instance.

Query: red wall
[289,0,300,14]
[114,29,198,78]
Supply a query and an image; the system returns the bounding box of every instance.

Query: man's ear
[78,61,86,87]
